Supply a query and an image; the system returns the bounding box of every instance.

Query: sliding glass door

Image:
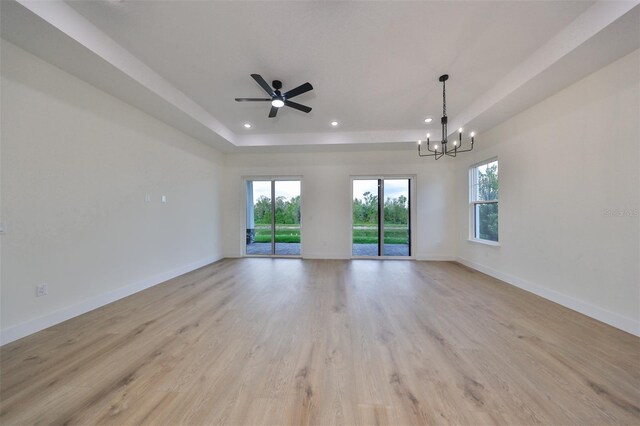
[382,179,410,256]
[246,180,272,255]
[352,177,411,257]
[246,179,301,256]
[352,179,380,256]
[275,180,301,255]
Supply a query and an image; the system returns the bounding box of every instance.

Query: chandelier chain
[442,79,446,117]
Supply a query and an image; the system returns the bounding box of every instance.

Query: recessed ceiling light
[424,117,433,123]
[243,123,251,128]
[331,121,339,126]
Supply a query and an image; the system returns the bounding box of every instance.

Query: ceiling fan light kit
[235,74,313,118]
[418,74,475,160]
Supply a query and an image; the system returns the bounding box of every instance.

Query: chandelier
[418,74,475,160]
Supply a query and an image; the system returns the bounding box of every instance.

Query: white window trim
[468,157,500,245]
[468,236,501,247]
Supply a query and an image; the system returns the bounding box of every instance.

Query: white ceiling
[64,0,594,134]
[2,1,639,152]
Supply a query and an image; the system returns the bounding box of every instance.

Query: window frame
[469,158,500,246]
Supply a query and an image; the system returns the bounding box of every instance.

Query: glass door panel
[275,180,301,255]
[246,180,272,255]
[383,179,410,256]
[352,179,380,256]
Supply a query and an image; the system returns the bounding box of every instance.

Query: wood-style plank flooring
[1,259,639,425]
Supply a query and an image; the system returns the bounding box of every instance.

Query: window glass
[470,160,499,242]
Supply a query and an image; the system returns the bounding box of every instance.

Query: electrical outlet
[36,283,48,297]
[145,193,151,203]
[161,195,167,203]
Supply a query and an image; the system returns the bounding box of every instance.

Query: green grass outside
[251,224,409,244]
[254,224,300,243]
[353,223,408,244]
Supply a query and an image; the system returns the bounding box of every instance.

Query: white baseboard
[302,252,351,260]
[456,257,640,337]
[415,254,456,261]
[227,251,453,261]
[302,251,455,261]
[9,255,633,343]
[0,255,222,346]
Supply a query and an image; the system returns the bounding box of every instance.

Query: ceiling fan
[235,74,313,118]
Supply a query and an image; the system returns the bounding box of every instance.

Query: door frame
[242,176,303,258]
[350,175,416,259]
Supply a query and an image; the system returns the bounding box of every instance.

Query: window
[470,159,499,243]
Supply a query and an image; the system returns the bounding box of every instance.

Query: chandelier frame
[418,74,475,160]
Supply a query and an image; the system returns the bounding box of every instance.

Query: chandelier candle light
[418,74,475,160]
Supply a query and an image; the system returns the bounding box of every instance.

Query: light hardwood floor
[1,259,639,425]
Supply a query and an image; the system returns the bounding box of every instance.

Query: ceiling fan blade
[251,74,275,97]
[283,82,313,99]
[235,98,271,102]
[268,105,279,118]
[284,100,312,113]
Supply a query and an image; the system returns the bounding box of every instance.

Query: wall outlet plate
[161,195,167,203]
[36,283,48,297]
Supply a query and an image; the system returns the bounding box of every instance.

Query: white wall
[223,149,456,260]
[454,49,640,335]
[2,37,637,344]
[0,40,226,344]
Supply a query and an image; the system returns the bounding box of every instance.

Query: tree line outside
[252,195,301,243]
[249,191,410,245]
[253,195,300,225]
[353,192,409,245]
[353,191,408,225]
[248,168,496,245]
